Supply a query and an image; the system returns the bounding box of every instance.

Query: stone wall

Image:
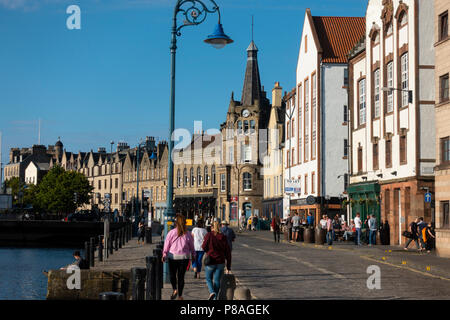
[46,270,131,300]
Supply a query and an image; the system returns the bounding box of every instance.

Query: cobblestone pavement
[231,231,450,300]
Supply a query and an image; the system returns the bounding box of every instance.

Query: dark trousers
[168,258,189,296]
[273,229,280,242]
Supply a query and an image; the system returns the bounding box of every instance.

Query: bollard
[122,227,126,245]
[119,228,123,248]
[218,273,236,300]
[153,248,162,300]
[99,292,125,300]
[114,231,119,251]
[234,288,252,300]
[145,256,157,300]
[131,267,147,301]
[109,232,114,255]
[145,227,152,244]
[98,235,103,262]
[84,241,90,269]
[89,237,95,267]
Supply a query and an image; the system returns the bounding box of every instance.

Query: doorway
[243,202,252,218]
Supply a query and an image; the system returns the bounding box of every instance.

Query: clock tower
[217,40,272,226]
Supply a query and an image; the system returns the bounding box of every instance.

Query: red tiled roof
[312,16,366,64]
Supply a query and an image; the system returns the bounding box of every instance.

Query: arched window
[204,166,209,186]
[212,165,216,185]
[243,172,252,191]
[190,168,194,187]
[177,169,181,187]
[197,167,202,186]
[183,168,187,187]
[399,11,408,27]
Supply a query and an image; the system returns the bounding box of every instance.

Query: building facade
[262,83,286,219]
[285,9,366,224]
[349,0,436,245]
[217,41,271,227]
[434,0,450,257]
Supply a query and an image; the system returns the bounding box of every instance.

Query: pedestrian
[354,213,362,246]
[271,215,281,242]
[247,215,252,231]
[137,220,145,245]
[368,214,377,246]
[239,213,246,232]
[220,220,236,251]
[60,250,89,270]
[425,223,436,253]
[202,221,232,300]
[319,215,327,230]
[205,217,212,232]
[252,215,258,231]
[380,220,390,245]
[291,212,301,242]
[326,215,333,245]
[332,215,341,241]
[191,220,207,279]
[194,214,199,225]
[404,217,421,251]
[307,212,315,227]
[286,214,293,241]
[417,217,427,251]
[162,214,195,300]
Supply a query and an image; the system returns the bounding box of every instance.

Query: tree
[33,166,93,214]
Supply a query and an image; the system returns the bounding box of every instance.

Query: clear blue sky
[0,0,365,166]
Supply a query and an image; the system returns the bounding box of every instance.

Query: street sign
[425,192,432,203]
[285,179,301,194]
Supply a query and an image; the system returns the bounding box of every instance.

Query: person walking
[239,213,246,232]
[286,214,293,241]
[271,215,281,242]
[425,223,436,253]
[368,214,377,246]
[380,220,390,245]
[202,221,232,300]
[354,213,362,246]
[252,215,258,231]
[291,212,301,242]
[326,215,333,245]
[162,215,195,300]
[191,220,207,279]
[404,217,421,251]
[220,220,236,251]
[417,217,427,251]
[247,215,252,231]
[137,220,146,245]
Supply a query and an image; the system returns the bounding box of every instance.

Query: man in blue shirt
[220,220,236,251]
[307,212,314,227]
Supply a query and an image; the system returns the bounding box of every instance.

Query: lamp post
[164,0,232,282]
[135,140,147,235]
[285,103,296,220]
[109,141,114,221]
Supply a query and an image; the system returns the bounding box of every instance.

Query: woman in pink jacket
[162,214,195,300]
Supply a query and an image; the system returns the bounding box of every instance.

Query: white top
[319,219,327,229]
[191,227,207,251]
[354,217,362,228]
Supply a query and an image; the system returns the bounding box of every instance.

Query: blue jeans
[191,251,205,272]
[326,231,333,245]
[369,230,376,245]
[205,264,225,298]
[356,228,361,245]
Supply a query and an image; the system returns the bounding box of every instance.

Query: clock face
[242,109,250,118]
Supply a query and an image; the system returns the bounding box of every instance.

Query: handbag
[402,230,412,239]
[202,234,212,266]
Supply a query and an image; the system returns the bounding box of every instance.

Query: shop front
[347,182,381,223]
[263,197,283,219]
[290,196,344,227]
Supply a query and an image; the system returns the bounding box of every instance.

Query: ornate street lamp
[164,0,232,282]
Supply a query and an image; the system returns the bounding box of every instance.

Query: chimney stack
[272,82,283,108]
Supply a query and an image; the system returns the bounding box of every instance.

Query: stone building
[217,41,272,227]
[262,83,286,219]
[286,9,365,224]
[122,138,168,221]
[173,132,221,220]
[349,0,435,245]
[434,0,450,257]
[4,140,62,183]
